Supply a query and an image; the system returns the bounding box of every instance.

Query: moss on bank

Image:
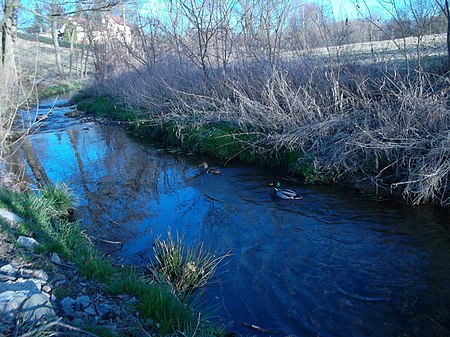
[71,93,136,122]
[0,186,225,336]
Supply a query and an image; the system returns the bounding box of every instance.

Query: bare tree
[437,0,450,66]
[49,0,66,78]
[1,0,19,74]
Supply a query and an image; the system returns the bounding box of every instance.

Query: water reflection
[10,100,450,337]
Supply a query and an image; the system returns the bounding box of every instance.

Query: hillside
[15,34,91,86]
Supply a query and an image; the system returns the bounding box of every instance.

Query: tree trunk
[1,0,19,75]
[446,0,450,68]
[51,0,65,79]
[69,29,75,78]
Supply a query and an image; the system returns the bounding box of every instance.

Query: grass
[107,270,196,335]
[73,94,136,122]
[0,185,226,336]
[151,231,231,297]
[38,82,83,99]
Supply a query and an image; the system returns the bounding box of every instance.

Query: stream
[8,97,450,336]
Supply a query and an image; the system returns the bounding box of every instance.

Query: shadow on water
[9,98,450,337]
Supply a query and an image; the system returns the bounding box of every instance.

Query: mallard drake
[199,162,221,175]
[271,181,302,200]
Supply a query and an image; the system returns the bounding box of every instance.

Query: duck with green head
[271,181,302,200]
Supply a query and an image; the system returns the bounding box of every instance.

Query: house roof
[107,14,130,27]
[68,16,88,26]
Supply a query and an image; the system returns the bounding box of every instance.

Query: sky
[328,0,383,20]
[17,0,386,29]
[330,0,359,19]
[139,0,385,20]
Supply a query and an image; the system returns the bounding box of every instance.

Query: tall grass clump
[39,182,76,218]
[151,231,231,298]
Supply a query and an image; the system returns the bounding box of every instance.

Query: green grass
[151,231,230,297]
[107,269,196,335]
[0,185,226,336]
[38,83,83,99]
[74,94,136,122]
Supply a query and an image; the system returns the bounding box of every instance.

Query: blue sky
[331,0,389,19]
[18,0,386,28]
[330,0,359,19]
[139,0,385,20]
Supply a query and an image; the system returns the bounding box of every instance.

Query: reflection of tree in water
[71,126,196,243]
[21,138,52,188]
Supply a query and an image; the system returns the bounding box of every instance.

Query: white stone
[0,290,30,322]
[22,269,49,281]
[0,264,17,276]
[0,278,41,294]
[0,208,24,224]
[17,236,40,249]
[42,285,52,293]
[21,293,56,322]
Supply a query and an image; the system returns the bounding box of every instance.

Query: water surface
[10,98,450,336]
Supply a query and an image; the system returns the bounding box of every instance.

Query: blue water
[12,98,450,336]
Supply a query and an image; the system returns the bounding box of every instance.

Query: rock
[98,302,113,317]
[60,297,76,316]
[17,236,40,249]
[0,277,45,323]
[0,274,16,282]
[0,208,24,225]
[50,252,62,265]
[49,272,66,287]
[83,305,97,316]
[0,264,18,276]
[42,285,52,293]
[21,293,56,322]
[22,269,49,281]
[76,295,90,309]
[0,278,42,294]
[0,290,30,322]
[64,109,82,118]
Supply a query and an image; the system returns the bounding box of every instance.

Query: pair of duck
[200,162,302,200]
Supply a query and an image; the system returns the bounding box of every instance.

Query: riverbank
[0,185,227,336]
[78,30,450,207]
[70,89,446,206]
